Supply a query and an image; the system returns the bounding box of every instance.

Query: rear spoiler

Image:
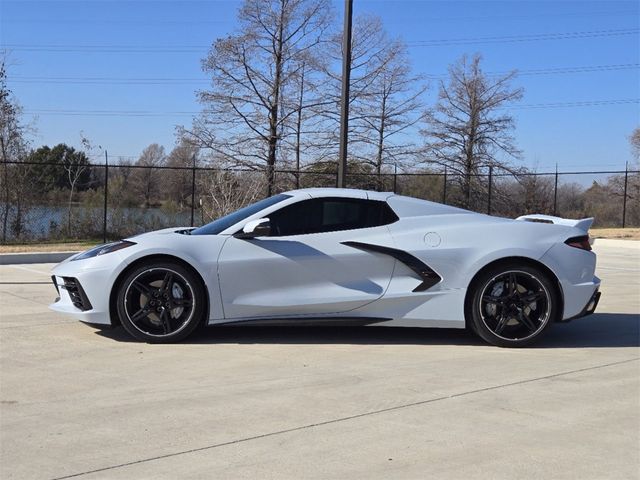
[515,214,594,233]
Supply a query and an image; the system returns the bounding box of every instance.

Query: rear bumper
[560,289,601,322]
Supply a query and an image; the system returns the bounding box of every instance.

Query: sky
[1,0,639,172]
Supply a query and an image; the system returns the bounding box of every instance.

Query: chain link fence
[1,160,638,244]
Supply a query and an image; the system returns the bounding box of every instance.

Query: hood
[125,227,194,242]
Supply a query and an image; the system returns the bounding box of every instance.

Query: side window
[269,198,397,236]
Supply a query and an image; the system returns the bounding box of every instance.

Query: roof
[284,188,472,217]
[286,188,394,201]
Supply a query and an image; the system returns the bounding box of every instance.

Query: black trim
[51,275,60,295]
[62,277,93,311]
[219,317,391,327]
[341,241,441,292]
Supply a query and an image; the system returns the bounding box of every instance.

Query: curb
[0,252,79,265]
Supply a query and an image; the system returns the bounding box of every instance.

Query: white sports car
[50,188,600,347]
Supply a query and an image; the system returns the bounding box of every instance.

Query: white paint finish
[516,214,594,232]
[217,226,395,319]
[47,188,601,331]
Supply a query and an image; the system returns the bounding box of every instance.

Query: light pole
[337,0,353,188]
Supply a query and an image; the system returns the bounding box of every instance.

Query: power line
[8,64,639,86]
[9,76,208,85]
[6,9,635,25]
[3,28,638,54]
[406,28,639,47]
[23,109,198,117]
[22,99,640,117]
[423,63,640,79]
[506,98,640,109]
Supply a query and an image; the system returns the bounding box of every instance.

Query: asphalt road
[0,239,638,480]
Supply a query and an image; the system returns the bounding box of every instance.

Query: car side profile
[50,188,600,347]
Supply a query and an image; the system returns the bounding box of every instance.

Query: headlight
[72,240,136,261]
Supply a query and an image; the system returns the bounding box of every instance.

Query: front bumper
[50,269,113,325]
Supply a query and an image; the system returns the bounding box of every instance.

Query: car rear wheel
[469,264,559,347]
[116,261,205,343]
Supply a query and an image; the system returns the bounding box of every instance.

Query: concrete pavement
[0,240,638,479]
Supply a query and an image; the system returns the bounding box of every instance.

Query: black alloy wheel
[469,265,559,347]
[116,261,205,343]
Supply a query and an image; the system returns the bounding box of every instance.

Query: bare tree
[630,126,640,161]
[166,139,199,208]
[0,56,32,241]
[135,144,166,207]
[183,0,333,196]
[319,15,397,163]
[62,144,89,236]
[199,169,265,222]
[353,40,427,185]
[421,54,523,208]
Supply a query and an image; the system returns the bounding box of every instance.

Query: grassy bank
[0,241,100,253]
[590,228,640,240]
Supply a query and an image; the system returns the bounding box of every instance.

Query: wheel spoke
[518,310,537,332]
[160,272,173,293]
[130,307,150,323]
[494,313,509,335]
[132,281,154,297]
[171,298,192,308]
[521,291,545,304]
[159,308,172,334]
[508,273,517,296]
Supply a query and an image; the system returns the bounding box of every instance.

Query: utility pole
[337,0,353,188]
[102,150,108,243]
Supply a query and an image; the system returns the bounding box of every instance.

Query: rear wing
[515,214,594,233]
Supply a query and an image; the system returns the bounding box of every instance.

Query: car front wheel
[469,264,559,347]
[116,260,205,343]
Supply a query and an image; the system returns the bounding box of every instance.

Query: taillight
[565,235,591,251]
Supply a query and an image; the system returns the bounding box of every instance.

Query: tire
[116,260,206,343]
[468,263,560,347]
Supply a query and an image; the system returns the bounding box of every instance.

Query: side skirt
[213,317,392,327]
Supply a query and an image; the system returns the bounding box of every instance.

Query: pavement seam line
[51,356,639,480]
[0,290,51,306]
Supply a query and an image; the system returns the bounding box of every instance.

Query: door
[217,197,398,319]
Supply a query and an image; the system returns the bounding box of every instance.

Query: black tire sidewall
[116,261,206,343]
[470,264,559,347]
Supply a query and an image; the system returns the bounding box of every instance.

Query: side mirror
[235,218,271,239]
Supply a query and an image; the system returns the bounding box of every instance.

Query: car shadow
[95,312,639,348]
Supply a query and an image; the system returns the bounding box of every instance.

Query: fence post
[553,164,558,216]
[190,155,196,227]
[487,166,493,215]
[442,166,447,204]
[102,150,108,243]
[622,161,629,228]
[393,163,397,193]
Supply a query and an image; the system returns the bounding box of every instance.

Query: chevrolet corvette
[50,188,600,347]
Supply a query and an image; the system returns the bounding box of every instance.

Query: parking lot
[1,239,638,480]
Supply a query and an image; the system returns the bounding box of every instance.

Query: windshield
[190,194,292,235]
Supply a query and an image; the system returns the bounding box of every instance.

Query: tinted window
[191,194,291,235]
[269,198,397,236]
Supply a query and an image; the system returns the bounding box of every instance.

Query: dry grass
[0,242,99,253]
[590,228,640,240]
